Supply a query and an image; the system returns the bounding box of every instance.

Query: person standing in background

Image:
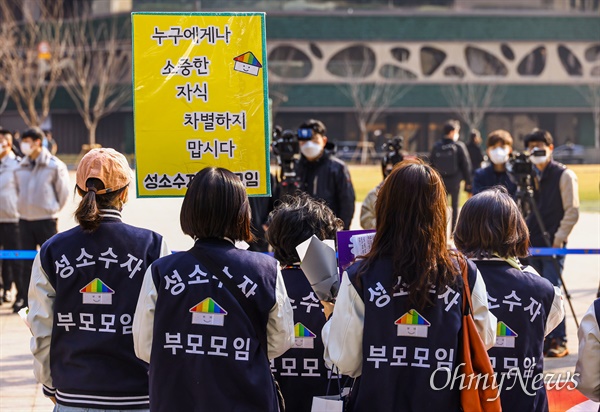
[295,119,356,230]
[13,127,70,312]
[466,129,485,173]
[523,129,579,358]
[430,120,472,233]
[0,129,21,305]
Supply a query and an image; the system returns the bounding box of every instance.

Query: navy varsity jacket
[474,258,559,412]
[28,211,167,409]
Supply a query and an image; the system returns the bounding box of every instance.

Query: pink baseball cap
[76,148,132,195]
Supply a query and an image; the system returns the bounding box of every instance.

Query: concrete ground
[1,171,598,411]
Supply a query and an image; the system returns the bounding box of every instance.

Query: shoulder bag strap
[459,255,473,316]
[187,245,269,358]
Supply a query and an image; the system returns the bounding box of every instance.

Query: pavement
[1,171,599,411]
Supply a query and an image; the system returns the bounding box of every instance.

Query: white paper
[349,233,375,258]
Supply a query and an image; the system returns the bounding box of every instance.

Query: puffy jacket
[14,147,70,221]
[296,147,356,229]
[0,152,21,222]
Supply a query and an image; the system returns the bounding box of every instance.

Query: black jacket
[473,165,517,196]
[296,146,356,229]
[430,138,472,190]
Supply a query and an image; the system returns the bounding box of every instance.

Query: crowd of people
[0,126,69,313]
[0,117,596,411]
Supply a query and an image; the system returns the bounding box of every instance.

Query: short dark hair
[470,129,481,142]
[299,119,327,135]
[21,127,45,141]
[454,186,530,259]
[486,129,514,148]
[443,120,460,135]
[524,129,553,147]
[266,193,343,266]
[180,167,253,242]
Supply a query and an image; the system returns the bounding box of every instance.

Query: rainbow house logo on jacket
[293,323,317,349]
[395,309,431,338]
[495,321,518,348]
[80,278,114,305]
[189,298,228,326]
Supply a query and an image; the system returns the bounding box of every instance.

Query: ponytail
[75,178,124,232]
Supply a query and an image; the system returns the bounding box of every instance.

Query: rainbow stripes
[233,52,262,67]
[295,323,316,338]
[395,309,431,326]
[497,321,518,337]
[79,278,114,294]
[190,298,227,314]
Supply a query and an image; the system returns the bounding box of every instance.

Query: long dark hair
[358,159,458,309]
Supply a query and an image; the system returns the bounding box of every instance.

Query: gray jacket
[14,147,70,221]
[0,152,21,223]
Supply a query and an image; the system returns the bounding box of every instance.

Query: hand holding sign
[296,236,339,302]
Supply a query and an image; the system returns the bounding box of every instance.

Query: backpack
[432,141,459,177]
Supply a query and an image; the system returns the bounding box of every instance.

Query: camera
[297,127,313,141]
[271,126,300,163]
[381,136,404,177]
[506,149,546,196]
[507,149,547,182]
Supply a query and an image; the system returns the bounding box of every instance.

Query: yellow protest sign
[132,12,270,197]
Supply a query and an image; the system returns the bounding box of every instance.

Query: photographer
[524,129,580,358]
[473,129,517,196]
[360,136,404,229]
[295,119,356,230]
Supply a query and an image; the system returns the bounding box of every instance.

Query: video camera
[506,149,547,183]
[271,126,305,197]
[381,135,404,178]
[271,126,300,163]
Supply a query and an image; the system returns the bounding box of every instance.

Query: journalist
[360,136,404,229]
[295,119,356,230]
[523,129,579,358]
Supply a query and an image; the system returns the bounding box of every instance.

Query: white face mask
[452,133,460,142]
[20,142,34,156]
[489,147,509,165]
[530,153,548,165]
[300,141,323,159]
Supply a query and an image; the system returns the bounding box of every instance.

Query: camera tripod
[277,159,301,199]
[514,178,579,328]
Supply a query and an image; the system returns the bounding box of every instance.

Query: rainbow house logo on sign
[190,298,228,326]
[495,321,518,348]
[395,309,431,338]
[80,279,115,305]
[233,52,262,76]
[132,12,270,198]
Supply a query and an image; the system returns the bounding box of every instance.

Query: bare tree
[443,82,504,132]
[0,92,9,118]
[63,10,131,148]
[0,0,66,127]
[576,84,600,148]
[335,47,412,164]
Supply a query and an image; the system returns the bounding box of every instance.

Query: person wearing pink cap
[27,148,169,411]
